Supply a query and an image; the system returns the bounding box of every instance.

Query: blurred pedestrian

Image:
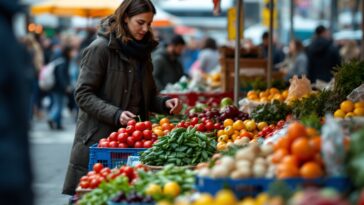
[340,40,360,62]
[0,1,34,204]
[62,0,182,195]
[196,37,220,74]
[20,34,44,121]
[280,39,308,80]
[152,34,186,90]
[181,36,200,74]
[259,31,285,69]
[47,45,77,130]
[307,25,341,82]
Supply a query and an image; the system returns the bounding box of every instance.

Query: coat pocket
[82,126,98,145]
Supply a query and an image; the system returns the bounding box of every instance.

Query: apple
[220,97,233,108]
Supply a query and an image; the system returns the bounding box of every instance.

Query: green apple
[220,97,233,107]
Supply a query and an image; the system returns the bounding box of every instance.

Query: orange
[271,148,288,164]
[334,109,345,118]
[232,120,245,130]
[247,90,257,97]
[217,130,225,137]
[162,123,172,131]
[269,87,280,94]
[223,119,234,127]
[282,90,288,99]
[291,137,314,162]
[309,136,321,152]
[239,130,253,139]
[159,118,170,126]
[287,122,307,141]
[313,153,324,167]
[354,108,364,116]
[281,155,299,167]
[355,101,364,109]
[274,136,290,151]
[340,100,354,113]
[300,162,324,178]
[153,129,164,137]
[306,127,319,138]
[276,163,300,179]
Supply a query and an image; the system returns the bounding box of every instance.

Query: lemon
[354,108,364,116]
[255,193,269,205]
[193,194,214,205]
[232,120,245,130]
[334,109,345,118]
[355,101,364,108]
[157,200,173,205]
[215,190,237,205]
[145,183,162,195]
[257,122,268,131]
[238,197,256,205]
[340,100,354,113]
[163,181,181,197]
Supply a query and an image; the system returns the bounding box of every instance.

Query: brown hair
[105,0,156,43]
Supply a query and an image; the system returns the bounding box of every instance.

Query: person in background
[307,25,341,82]
[0,0,33,204]
[181,36,200,74]
[259,31,285,69]
[62,0,182,195]
[280,39,308,81]
[340,40,360,62]
[152,34,186,90]
[197,37,220,73]
[79,27,97,52]
[47,45,77,130]
[20,34,44,122]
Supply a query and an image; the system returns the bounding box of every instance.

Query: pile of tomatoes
[98,120,158,149]
[79,163,142,189]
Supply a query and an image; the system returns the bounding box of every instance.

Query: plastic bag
[238,98,263,115]
[347,83,364,102]
[321,115,346,176]
[286,75,312,102]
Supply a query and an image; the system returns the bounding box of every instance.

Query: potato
[220,156,236,172]
[260,144,274,157]
[211,165,229,178]
[253,164,267,177]
[235,148,255,162]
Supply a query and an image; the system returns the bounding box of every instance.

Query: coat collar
[107,33,129,62]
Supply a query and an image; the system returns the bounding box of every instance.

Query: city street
[30,113,76,205]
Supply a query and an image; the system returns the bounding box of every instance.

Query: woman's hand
[119,111,136,126]
[165,98,182,115]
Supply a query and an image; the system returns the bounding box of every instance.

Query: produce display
[246,88,288,102]
[334,100,364,118]
[75,60,364,205]
[97,120,157,148]
[140,127,216,166]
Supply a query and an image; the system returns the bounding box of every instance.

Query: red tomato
[196,123,206,132]
[205,122,214,131]
[135,164,149,171]
[89,178,100,189]
[142,130,152,140]
[132,130,143,141]
[109,141,118,148]
[214,123,221,130]
[184,122,191,127]
[135,122,146,131]
[144,121,152,130]
[99,141,108,148]
[118,143,128,148]
[80,176,89,182]
[93,163,103,173]
[190,117,199,125]
[87,171,96,177]
[143,140,153,148]
[126,137,135,147]
[117,133,128,143]
[151,134,158,141]
[177,121,185,128]
[200,117,207,123]
[126,125,135,135]
[79,181,90,189]
[118,128,127,134]
[134,141,143,148]
[108,132,118,141]
[127,119,136,126]
[100,167,111,177]
[123,166,135,180]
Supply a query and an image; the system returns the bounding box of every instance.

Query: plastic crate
[195,176,351,198]
[88,144,147,171]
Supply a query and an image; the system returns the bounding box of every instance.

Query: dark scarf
[116,34,158,61]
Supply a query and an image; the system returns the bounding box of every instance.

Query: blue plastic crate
[195,176,351,198]
[88,144,147,171]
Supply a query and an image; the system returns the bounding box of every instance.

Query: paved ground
[30,112,76,205]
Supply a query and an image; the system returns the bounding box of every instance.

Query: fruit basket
[88,144,147,170]
[195,176,351,198]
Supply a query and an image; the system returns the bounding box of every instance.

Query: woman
[48,45,76,130]
[281,39,308,81]
[62,0,182,195]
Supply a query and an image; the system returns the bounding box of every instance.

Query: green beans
[140,127,217,166]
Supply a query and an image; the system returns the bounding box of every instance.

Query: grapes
[111,191,154,203]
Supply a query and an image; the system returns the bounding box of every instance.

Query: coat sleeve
[75,40,120,126]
